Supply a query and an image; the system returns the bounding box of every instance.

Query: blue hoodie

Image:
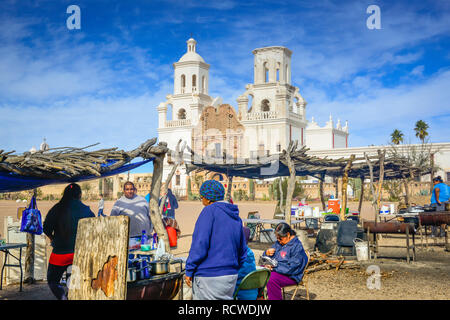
[185,201,247,278]
[262,236,308,283]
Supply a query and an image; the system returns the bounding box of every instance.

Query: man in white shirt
[110,182,153,237]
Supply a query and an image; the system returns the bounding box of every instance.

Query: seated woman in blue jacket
[262,222,309,300]
[233,226,258,300]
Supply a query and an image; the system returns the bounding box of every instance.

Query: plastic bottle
[141,230,148,247]
[152,232,158,250]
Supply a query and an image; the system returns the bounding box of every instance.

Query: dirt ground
[0,199,449,300]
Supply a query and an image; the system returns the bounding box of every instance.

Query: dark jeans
[47,263,69,300]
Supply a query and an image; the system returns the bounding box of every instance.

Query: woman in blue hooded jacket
[262,222,308,300]
[184,180,247,300]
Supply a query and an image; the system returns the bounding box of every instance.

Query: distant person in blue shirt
[233,227,258,300]
[431,176,449,207]
[430,176,449,237]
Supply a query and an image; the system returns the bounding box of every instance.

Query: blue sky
[0,0,449,173]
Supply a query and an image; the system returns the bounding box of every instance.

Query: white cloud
[306,68,450,146]
[0,80,172,154]
[410,65,425,77]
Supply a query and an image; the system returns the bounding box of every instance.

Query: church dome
[178,38,205,63]
[178,51,205,63]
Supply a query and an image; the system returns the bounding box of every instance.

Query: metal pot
[149,260,169,275]
[127,267,138,282]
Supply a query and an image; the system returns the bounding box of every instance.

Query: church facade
[157,38,450,198]
[157,38,349,196]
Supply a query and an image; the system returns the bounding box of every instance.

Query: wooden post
[334,177,339,200]
[340,155,355,221]
[402,174,410,208]
[429,152,435,196]
[148,146,171,253]
[226,175,233,202]
[358,175,365,214]
[375,150,386,224]
[319,172,326,211]
[284,141,298,226]
[24,233,35,284]
[24,189,37,284]
[279,177,284,213]
[68,216,129,300]
[364,153,378,225]
[159,140,186,217]
[445,224,449,252]
[419,220,424,250]
[367,227,371,261]
[406,226,410,264]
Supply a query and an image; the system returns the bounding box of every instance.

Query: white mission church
[157,38,450,197]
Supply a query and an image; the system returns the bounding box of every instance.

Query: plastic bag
[20,196,43,235]
[155,238,166,260]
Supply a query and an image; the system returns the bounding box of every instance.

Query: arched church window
[261,99,270,112]
[276,62,281,81]
[202,76,206,93]
[181,75,186,93]
[178,108,186,120]
[192,74,197,92]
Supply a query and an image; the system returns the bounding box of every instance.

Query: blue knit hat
[200,180,225,202]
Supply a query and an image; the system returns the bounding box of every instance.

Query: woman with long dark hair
[43,183,95,300]
[262,222,309,300]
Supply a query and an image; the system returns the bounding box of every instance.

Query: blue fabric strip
[0,159,153,193]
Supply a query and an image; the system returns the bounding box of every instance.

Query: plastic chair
[246,212,260,241]
[336,220,358,256]
[324,214,340,222]
[282,250,310,300]
[233,269,271,300]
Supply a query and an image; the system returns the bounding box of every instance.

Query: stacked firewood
[0,138,168,179]
[305,251,361,274]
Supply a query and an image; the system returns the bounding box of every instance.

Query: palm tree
[390,129,404,145]
[414,120,429,143]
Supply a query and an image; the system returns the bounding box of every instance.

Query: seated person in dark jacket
[233,226,258,300]
[262,222,309,300]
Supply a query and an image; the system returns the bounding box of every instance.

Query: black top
[43,199,95,254]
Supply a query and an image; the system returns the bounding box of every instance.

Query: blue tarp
[186,160,293,179]
[0,159,153,193]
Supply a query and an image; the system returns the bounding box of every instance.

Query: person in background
[233,226,258,300]
[158,188,179,219]
[185,180,247,300]
[97,194,105,217]
[43,183,95,300]
[431,176,449,209]
[430,176,449,237]
[110,181,153,238]
[262,222,308,300]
